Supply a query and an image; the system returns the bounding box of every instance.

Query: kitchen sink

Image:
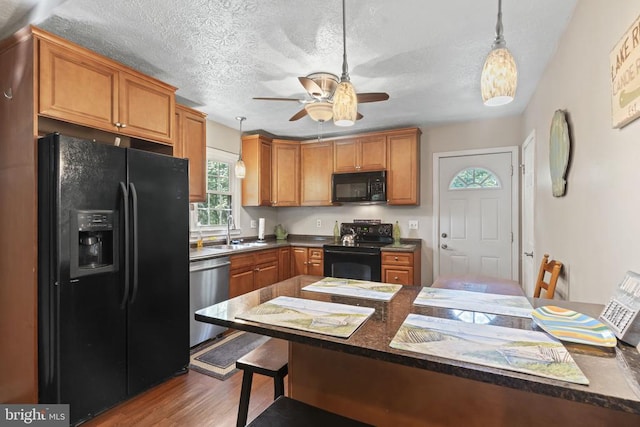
[189,247,230,259]
[191,242,271,259]
[208,242,269,250]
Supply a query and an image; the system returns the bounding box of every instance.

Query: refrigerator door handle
[129,182,139,304]
[119,182,130,309]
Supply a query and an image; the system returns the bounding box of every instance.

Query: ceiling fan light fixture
[481,0,517,106]
[305,101,333,122]
[332,80,357,126]
[235,116,246,179]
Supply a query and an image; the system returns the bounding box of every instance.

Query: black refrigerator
[37,133,190,425]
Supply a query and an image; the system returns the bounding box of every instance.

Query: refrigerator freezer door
[38,134,128,424]
[126,149,189,395]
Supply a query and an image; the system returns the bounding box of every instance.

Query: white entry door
[437,151,516,279]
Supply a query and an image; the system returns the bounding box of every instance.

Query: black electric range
[323,223,393,281]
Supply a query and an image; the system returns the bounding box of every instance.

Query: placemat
[302,277,402,301]
[390,313,589,385]
[236,296,375,338]
[416,287,533,318]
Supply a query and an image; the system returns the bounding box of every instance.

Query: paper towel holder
[257,217,266,242]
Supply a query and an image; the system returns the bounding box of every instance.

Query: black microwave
[332,171,387,203]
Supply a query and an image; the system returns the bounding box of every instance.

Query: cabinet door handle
[394,256,399,261]
[4,88,12,99]
[394,276,399,281]
[120,123,127,128]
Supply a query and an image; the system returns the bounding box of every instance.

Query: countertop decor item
[549,109,570,197]
[274,224,288,240]
[532,305,617,347]
[393,221,401,245]
[333,221,340,242]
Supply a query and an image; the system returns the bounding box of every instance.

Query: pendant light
[481,0,517,106]
[332,0,357,126]
[235,116,246,179]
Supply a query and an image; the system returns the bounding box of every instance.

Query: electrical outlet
[408,220,419,230]
[250,220,257,228]
[316,219,322,228]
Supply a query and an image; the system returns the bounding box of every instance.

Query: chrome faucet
[226,215,233,245]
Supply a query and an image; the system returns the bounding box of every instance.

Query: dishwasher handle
[190,260,231,273]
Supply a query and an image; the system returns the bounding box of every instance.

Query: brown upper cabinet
[175,104,207,202]
[271,139,300,207]
[241,127,421,207]
[387,128,421,205]
[300,141,334,206]
[333,135,386,172]
[242,134,273,206]
[36,27,176,145]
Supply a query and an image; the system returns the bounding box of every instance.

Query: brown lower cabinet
[381,249,421,285]
[229,249,279,298]
[278,247,292,282]
[291,247,324,276]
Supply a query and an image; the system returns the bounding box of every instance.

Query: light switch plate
[250,220,257,228]
[408,220,419,230]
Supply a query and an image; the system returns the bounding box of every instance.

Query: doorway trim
[432,146,520,280]
[521,130,536,295]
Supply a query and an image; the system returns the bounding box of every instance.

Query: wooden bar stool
[236,338,289,427]
[247,396,373,427]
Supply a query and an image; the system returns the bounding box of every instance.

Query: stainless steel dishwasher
[189,256,230,347]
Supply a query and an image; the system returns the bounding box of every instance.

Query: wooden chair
[236,338,289,427]
[533,254,563,298]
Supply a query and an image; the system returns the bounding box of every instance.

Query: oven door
[323,246,381,282]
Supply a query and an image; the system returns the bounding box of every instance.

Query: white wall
[523,0,640,304]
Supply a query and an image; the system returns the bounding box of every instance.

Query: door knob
[524,251,534,257]
[441,244,448,249]
[441,232,448,238]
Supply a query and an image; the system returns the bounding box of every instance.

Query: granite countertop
[195,275,640,416]
[189,236,419,260]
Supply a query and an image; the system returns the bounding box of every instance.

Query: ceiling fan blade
[298,77,324,97]
[253,97,302,102]
[356,92,390,103]
[356,112,363,120]
[289,108,309,121]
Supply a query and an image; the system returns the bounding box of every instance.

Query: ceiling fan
[253,0,389,125]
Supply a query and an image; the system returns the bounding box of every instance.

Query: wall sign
[610,13,640,128]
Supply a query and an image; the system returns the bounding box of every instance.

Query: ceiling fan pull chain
[317,121,324,142]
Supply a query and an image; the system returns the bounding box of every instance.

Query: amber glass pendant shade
[332,80,357,126]
[481,47,517,106]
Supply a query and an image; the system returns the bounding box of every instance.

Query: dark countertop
[190,236,420,260]
[195,275,640,416]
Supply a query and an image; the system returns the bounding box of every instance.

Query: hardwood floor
[82,369,282,426]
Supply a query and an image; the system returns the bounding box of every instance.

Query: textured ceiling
[0,0,577,138]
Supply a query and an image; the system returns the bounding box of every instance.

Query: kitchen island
[195,275,640,426]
